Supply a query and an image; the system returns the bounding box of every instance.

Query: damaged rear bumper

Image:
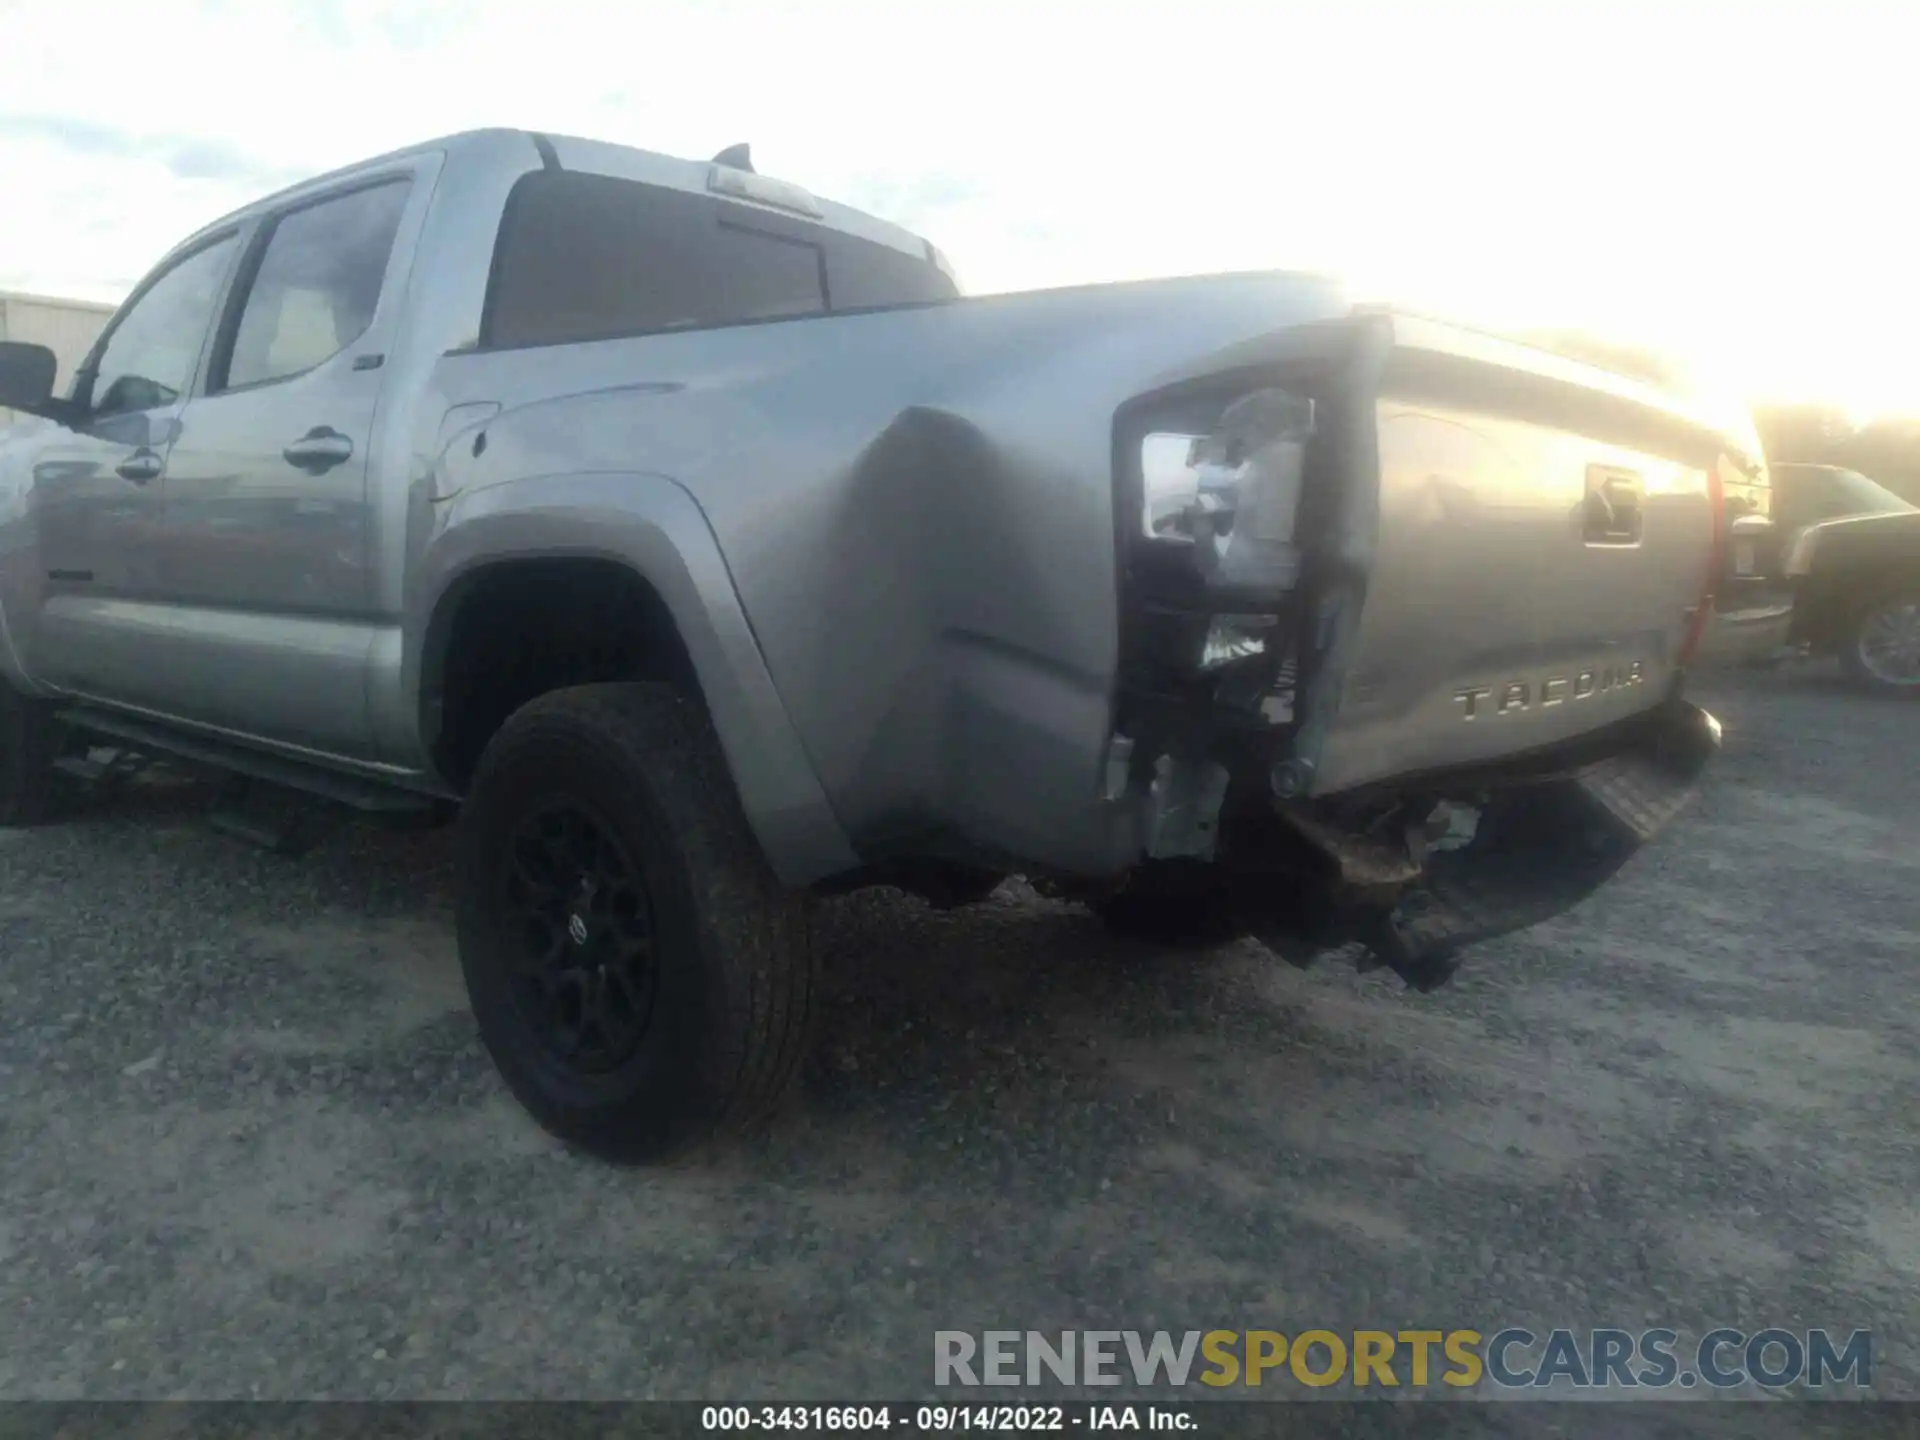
[1246,699,1722,990]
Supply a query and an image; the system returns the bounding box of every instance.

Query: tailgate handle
[1584,467,1643,545]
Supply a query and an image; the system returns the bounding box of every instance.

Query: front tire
[455,683,815,1161]
[1842,590,1920,697]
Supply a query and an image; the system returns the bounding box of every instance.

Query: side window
[219,181,409,391]
[483,171,827,349]
[86,236,238,420]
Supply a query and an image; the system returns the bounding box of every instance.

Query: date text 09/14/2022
[703,1407,1183,1431]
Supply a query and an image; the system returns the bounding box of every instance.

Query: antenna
[711,143,753,172]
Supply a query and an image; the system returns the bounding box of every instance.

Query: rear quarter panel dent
[404,471,859,886]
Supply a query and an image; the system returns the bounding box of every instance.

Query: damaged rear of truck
[602,283,1732,998]
[0,130,1734,1157]
[444,269,1728,1003]
[1089,306,1730,990]
[405,139,1735,1156]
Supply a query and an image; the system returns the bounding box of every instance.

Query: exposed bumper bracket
[1250,701,1722,989]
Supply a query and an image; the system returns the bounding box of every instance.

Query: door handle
[282,426,355,475]
[115,448,163,485]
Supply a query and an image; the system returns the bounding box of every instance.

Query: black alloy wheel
[1846,591,1920,696]
[499,799,658,1073]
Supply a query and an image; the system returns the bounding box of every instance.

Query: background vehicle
[1773,463,1920,694]
[1773,461,1916,532]
[1755,404,1920,507]
[0,129,1729,1160]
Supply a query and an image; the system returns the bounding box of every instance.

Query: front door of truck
[25,232,241,707]
[152,176,415,761]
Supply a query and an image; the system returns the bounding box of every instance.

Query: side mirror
[0,341,59,414]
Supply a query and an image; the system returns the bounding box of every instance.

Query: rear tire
[454,682,815,1162]
[0,682,69,827]
[1841,590,1920,698]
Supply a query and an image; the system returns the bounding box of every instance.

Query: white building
[0,290,117,427]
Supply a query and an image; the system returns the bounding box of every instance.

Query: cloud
[0,113,309,192]
[845,173,988,222]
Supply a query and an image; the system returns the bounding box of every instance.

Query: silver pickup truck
[0,129,1739,1160]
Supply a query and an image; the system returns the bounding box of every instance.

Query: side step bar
[55,706,441,816]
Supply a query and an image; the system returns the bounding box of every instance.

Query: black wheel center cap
[498,800,658,1074]
[566,878,598,945]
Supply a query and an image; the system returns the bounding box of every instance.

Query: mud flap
[1257,701,1722,990]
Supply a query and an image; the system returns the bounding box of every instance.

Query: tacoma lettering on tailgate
[1453,661,1647,719]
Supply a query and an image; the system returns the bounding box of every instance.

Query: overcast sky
[2,0,1912,412]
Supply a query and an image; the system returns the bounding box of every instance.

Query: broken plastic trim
[1251,700,1722,991]
[1107,316,1393,877]
[1111,314,1389,760]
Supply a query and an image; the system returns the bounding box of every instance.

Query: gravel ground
[0,662,1915,1413]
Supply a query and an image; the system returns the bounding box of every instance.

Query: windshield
[1807,466,1915,517]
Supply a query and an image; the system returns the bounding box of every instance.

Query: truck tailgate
[1308,313,1725,795]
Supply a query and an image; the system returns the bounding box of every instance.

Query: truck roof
[172,128,936,269]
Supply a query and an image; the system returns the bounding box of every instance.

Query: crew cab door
[146,173,419,759]
[25,232,241,703]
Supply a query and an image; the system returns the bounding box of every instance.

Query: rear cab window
[480,169,956,350]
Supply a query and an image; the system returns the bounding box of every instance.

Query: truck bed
[430,284,1734,885]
